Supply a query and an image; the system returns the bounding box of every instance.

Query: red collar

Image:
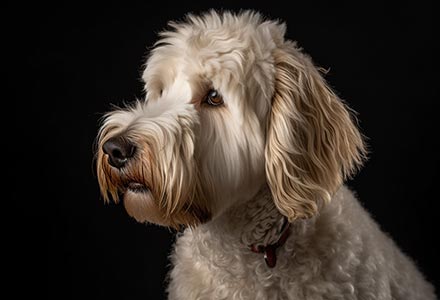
[249,219,291,268]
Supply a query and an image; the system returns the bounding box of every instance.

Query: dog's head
[96,10,366,228]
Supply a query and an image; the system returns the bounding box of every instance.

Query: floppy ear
[265,41,367,221]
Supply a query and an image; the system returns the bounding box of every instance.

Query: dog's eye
[205,89,224,106]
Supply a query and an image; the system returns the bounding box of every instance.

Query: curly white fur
[169,186,434,299]
[96,10,436,299]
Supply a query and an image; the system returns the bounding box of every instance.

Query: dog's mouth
[126,182,150,194]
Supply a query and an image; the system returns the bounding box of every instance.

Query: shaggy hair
[96,10,436,299]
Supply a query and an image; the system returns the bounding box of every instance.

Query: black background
[7,1,438,299]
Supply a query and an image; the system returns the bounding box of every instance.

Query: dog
[96,10,436,299]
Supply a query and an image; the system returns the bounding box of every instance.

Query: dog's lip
[126,182,150,193]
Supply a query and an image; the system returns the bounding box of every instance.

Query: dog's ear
[265,42,367,221]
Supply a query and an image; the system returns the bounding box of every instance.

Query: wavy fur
[266,44,367,221]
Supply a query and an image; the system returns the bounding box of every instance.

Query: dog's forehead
[143,12,284,91]
[148,33,249,81]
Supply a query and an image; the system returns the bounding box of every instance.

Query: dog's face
[96,11,366,228]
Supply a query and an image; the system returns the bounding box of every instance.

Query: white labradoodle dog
[96,10,436,300]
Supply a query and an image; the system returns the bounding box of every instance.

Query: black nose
[102,136,136,168]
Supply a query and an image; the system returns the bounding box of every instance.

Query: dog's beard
[123,187,166,224]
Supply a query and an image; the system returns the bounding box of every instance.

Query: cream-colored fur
[96,10,436,299]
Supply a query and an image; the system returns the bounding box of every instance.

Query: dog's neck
[236,186,287,248]
[201,185,317,267]
[208,185,294,249]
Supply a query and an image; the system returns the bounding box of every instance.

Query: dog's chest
[168,226,292,299]
[167,189,298,299]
